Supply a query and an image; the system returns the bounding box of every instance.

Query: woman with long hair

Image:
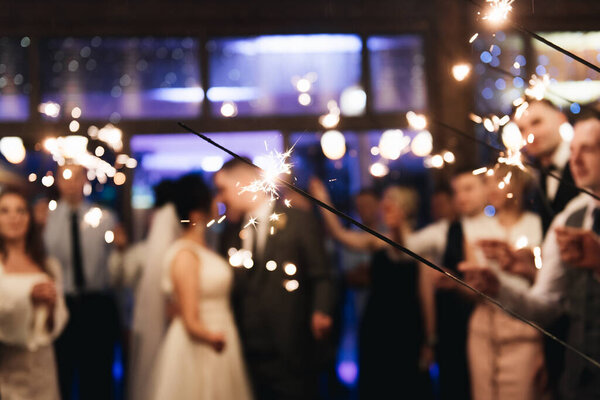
[0,188,68,400]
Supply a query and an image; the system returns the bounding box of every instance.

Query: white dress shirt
[497,193,592,326]
[44,201,117,295]
[242,200,273,261]
[545,140,571,201]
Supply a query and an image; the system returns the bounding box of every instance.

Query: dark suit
[530,162,579,234]
[220,203,335,400]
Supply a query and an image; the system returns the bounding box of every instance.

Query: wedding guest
[460,109,600,400]
[44,164,120,400]
[465,165,547,400]
[516,98,578,233]
[0,188,68,400]
[406,167,490,400]
[215,158,335,400]
[310,180,434,399]
[150,174,252,399]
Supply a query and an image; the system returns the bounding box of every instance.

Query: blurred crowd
[0,97,600,400]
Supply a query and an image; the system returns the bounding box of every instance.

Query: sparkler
[524,74,550,101]
[482,0,514,23]
[240,147,293,202]
[179,121,600,369]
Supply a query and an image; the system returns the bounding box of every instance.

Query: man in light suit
[214,158,335,400]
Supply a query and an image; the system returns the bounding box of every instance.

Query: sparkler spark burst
[240,147,294,202]
[244,216,258,229]
[482,0,515,23]
[525,74,550,101]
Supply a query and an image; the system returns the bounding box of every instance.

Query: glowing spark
[483,0,514,23]
[486,169,495,176]
[525,74,550,101]
[266,260,277,271]
[406,111,428,130]
[83,207,103,228]
[507,192,514,198]
[470,113,483,124]
[270,226,275,235]
[473,167,488,175]
[284,279,299,292]
[534,247,543,269]
[328,179,337,182]
[244,216,258,229]
[284,199,292,208]
[469,33,479,43]
[241,146,293,202]
[217,215,227,223]
[515,235,528,249]
[269,213,280,222]
[180,219,190,223]
[206,219,216,227]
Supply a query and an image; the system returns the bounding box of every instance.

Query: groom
[215,158,336,400]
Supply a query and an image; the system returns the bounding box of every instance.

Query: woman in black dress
[309,181,434,399]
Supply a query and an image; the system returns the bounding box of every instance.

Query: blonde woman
[309,181,434,399]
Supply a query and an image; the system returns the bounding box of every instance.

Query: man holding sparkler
[515,98,579,233]
[460,107,600,400]
[214,158,335,400]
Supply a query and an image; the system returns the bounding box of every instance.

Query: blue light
[535,65,547,75]
[490,45,501,57]
[495,78,506,90]
[337,361,358,385]
[538,54,550,66]
[484,205,496,217]
[482,88,494,99]
[515,55,526,66]
[570,103,581,114]
[490,58,500,67]
[496,31,506,42]
[480,51,493,64]
[513,77,524,88]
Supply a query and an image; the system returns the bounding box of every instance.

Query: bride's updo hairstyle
[173,174,213,225]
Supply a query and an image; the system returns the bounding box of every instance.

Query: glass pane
[0,37,30,121]
[368,35,427,113]
[472,31,525,115]
[40,37,202,121]
[207,35,363,117]
[532,31,600,107]
[130,131,283,209]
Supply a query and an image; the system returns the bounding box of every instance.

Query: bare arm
[309,178,381,252]
[171,249,225,352]
[419,263,436,345]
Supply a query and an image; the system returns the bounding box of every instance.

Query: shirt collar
[550,140,571,171]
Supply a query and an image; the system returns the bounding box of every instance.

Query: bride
[150,174,253,400]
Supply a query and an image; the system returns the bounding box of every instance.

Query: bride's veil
[128,202,181,400]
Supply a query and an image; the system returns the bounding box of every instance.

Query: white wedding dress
[150,239,253,400]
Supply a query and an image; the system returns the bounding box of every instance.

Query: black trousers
[54,293,120,400]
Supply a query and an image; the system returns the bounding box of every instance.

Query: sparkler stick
[178,121,600,369]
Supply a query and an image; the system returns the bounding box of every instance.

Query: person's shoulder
[555,193,590,222]
[44,257,62,279]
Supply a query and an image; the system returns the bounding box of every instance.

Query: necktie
[70,211,86,290]
[443,220,464,275]
[592,208,600,235]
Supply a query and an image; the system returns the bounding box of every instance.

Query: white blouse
[0,258,69,351]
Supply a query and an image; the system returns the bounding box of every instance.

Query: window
[368,35,427,113]
[0,37,30,121]
[532,31,600,109]
[40,37,202,121]
[207,35,363,117]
